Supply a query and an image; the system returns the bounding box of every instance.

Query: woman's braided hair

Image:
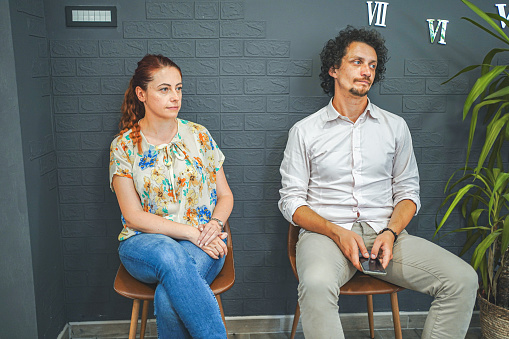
[319,26,388,96]
[119,54,182,153]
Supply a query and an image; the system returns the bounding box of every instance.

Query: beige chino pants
[296,222,478,339]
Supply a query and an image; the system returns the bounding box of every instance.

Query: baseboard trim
[56,323,69,339]
[225,311,480,334]
[61,311,480,337]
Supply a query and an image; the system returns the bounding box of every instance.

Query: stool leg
[140,300,149,339]
[366,295,374,339]
[290,303,300,339]
[216,295,228,333]
[129,299,140,339]
[390,292,402,339]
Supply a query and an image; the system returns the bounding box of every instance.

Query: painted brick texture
[49,0,476,322]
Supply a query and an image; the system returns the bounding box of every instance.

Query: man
[278,26,478,339]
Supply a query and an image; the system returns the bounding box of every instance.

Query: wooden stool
[114,221,235,339]
[287,223,404,339]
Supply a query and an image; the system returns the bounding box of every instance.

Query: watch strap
[210,217,224,230]
[379,227,398,242]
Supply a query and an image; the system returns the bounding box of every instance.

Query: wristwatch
[210,217,224,230]
[379,227,398,242]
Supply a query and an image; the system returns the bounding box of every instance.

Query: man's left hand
[370,231,395,269]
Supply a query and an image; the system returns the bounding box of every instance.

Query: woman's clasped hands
[196,220,228,259]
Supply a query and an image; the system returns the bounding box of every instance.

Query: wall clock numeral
[367,1,389,27]
[427,19,449,45]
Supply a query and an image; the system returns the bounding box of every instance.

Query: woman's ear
[135,86,146,102]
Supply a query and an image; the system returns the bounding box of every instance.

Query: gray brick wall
[44,0,493,322]
[6,0,68,337]
[51,0,308,319]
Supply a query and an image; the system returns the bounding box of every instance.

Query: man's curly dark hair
[319,26,388,96]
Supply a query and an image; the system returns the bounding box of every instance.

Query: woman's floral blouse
[109,119,224,241]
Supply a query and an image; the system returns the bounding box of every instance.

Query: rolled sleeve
[109,135,134,191]
[278,126,311,224]
[203,128,225,171]
[392,122,421,215]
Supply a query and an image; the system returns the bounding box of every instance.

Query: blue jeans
[118,233,226,339]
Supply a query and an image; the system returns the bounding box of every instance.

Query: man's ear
[135,86,146,102]
[329,66,338,78]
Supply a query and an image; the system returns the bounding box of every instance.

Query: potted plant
[435,0,509,337]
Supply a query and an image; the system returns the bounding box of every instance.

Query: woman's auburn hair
[118,54,182,153]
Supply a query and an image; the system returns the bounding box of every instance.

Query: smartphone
[359,256,387,276]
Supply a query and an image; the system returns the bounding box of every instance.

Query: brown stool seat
[114,221,235,339]
[287,223,404,339]
[115,264,156,301]
[341,271,404,295]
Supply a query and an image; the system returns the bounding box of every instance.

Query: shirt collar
[324,97,379,124]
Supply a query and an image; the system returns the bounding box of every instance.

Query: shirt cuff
[279,199,309,226]
[394,195,421,216]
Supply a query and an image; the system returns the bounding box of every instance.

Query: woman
[109,54,233,338]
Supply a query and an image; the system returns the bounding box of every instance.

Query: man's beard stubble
[349,87,369,97]
[348,77,372,97]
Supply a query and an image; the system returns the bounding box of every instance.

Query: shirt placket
[351,118,364,219]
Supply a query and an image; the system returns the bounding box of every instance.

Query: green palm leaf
[467,99,503,165]
[502,217,509,257]
[462,0,509,43]
[477,113,509,170]
[435,184,476,236]
[472,230,502,270]
[482,49,509,75]
[462,17,509,46]
[464,66,506,120]
[442,65,480,85]
[486,13,509,35]
[485,83,509,100]
[460,231,482,256]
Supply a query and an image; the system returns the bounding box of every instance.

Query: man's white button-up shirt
[278,99,420,232]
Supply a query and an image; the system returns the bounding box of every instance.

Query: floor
[122,328,482,339]
[67,316,482,338]
[226,328,482,338]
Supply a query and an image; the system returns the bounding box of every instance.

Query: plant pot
[478,292,509,338]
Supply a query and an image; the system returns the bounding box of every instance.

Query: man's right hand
[292,206,369,271]
[331,227,369,271]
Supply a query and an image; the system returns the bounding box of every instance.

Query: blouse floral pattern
[109,119,224,241]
